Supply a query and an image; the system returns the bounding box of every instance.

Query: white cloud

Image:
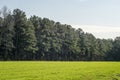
[72,25,120,39]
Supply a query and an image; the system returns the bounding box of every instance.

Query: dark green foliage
[106,37,120,61]
[0,7,14,60]
[112,37,120,60]
[13,9,38,60]
[0,7,120,61]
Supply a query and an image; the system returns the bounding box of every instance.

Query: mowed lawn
[0,61,120,80]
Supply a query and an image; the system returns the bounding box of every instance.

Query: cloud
[72,25,120,39]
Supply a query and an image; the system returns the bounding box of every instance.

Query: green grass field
[0,61,120,80]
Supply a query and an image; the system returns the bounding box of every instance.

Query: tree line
[0,7,120,61]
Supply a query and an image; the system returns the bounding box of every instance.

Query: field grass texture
[0,61,120,80]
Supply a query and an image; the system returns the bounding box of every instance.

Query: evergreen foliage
[0,7,120,61]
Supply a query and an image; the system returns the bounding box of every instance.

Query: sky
[0,0,120,39]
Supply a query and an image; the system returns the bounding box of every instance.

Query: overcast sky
[0,0,120,39]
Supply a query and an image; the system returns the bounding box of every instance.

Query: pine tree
[13,9,38,60]
[0,7,15,60]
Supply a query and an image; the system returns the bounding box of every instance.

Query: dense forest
[0,7,120,61]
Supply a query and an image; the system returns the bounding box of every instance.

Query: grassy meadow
[0,61,120,80]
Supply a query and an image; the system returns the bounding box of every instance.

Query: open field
[0,61,120,80]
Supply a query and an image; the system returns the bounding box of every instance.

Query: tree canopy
[0,7,120,61]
